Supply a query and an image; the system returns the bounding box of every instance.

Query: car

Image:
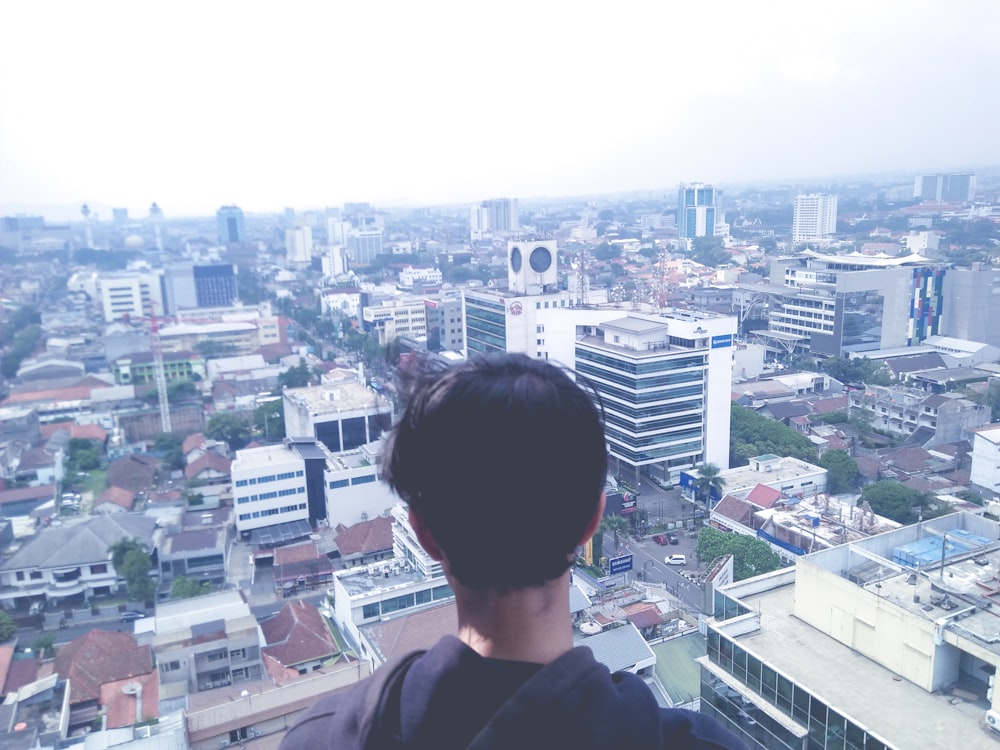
[666,533,679,545]
[665,554,687,566]
[651,534,670,545]
[120,611,146,622]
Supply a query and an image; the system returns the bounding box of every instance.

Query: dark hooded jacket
[280,636,745,749]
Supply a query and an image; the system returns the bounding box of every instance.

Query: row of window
[328,474,377,490]
[238,502,306,521]
[360,583,454,620]
[576,347,706,375]
[606,426,703,449]
[577,361,704,390]
[236,486,306,504]
[598,382,705,405]
[608,439,702,464]
[234,470,304,488]
[707,628,889,750]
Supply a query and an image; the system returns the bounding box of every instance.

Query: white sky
[2,0,999,220]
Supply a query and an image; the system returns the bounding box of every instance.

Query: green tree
[30,633,56,658]
[730,404,819,466]
[818,450,859,494]
[599,514,632,555]
[109,538,157,602]
[0,610,15,641]
[171,576,211,599]
[859,481,935,524]
[205,412,252,450]
[254,400,286,440]
[693,463,726,509]
[278,358,312,389]
[690,237,730,267]
[696,527,782,581]
[592,242,619,262]
[167,381,199,403]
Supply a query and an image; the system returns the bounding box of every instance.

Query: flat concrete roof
[731,582,990,749]
[284,381,391,416]
[718,457,825,494]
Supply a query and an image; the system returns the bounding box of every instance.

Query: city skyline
[2,1,999,221]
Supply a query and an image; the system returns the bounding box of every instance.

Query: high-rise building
[347,229,383,265]
[913,172,976,203]
[677,183,718,240]
[112,208,129,227]
[285,226,314,264]
[488,198,518,233]
[792,194,838,243]
[97,270,167,322]
[231,438,330,534]
[164,263,237,312]
[734,251,945,356]
[575,311,736,485]
[282,378,393,454]
[940,264,1000,349]
[216,205,246,244]
[463,239,622,365]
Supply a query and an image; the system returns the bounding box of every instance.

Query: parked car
[665,554,687,566]
[120,611,146,622]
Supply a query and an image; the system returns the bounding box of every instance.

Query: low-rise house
[0,484,56,517]
[332,515,393,570]
[140,590,263,697]
[261,600,339,681]
[0,514,158,610]
[849,384,989,447]
[93,485,136,514]
[54,630,157,731]
[184,453,232,483]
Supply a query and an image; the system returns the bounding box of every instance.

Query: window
[15,572,24,581]
[230,648,246,660]
[362,603,379,619]
[329,479,349,490]
[29,571,42,580]
[160,660,181,673]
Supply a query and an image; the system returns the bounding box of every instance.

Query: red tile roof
[261,601,337,671]
[100,670,159,728]
[182,433,207,456]
[273,542,322,565]
[54,630,154,704]
[184,453,232,480]
[0,484,56,505]
[746,483,782,509]
[0,646,14,696]
[334,516,393,556]
[96,485,135,511]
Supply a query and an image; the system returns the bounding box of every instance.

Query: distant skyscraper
[112,208,129,227]
[792,193,839,243]
[347,229,383,265]
[285,226,314,264]
[216,205,246,244]
[913,173,976,203]
[677,183,717,240]
[474,198,519,235]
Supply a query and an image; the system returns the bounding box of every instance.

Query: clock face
[510,246,522,272]
[529,246,552,273]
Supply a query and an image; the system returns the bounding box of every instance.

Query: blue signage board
[609,554,633,574]
[711,334,733,349]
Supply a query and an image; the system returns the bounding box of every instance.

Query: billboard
[711,334,733,348]
[609,554,633,574]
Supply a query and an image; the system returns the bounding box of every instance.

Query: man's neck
[452,573,574,665]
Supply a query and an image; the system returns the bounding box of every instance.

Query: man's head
[383,353,607,592]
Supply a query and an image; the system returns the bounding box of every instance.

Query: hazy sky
[2,1,999,220]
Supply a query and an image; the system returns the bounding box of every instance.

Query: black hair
[383,353,608,591]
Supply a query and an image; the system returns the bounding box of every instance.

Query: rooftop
[283,380,391,417]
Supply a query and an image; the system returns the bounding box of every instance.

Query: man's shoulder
[279,651,424,750]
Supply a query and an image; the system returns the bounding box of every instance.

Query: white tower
[507,240,558,295]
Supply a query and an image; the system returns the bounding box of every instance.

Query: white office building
[97,270,166,323]
[575,310,737,485]
[792,194,838,243]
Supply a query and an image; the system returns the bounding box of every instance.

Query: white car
[665,554,687,566]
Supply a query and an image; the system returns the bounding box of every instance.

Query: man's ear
[579,492,606,546]
[408,508,445,561]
